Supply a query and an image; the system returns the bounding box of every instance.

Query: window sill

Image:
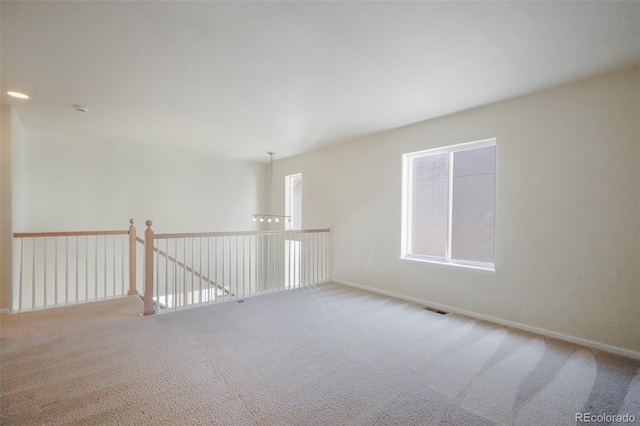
[400,255,495,272]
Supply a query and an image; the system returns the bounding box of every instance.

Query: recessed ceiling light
[7,91,29,99]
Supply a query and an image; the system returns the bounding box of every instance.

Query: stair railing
[141,220,330,316]
[12,219,138,312]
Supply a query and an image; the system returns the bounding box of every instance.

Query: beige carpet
[1,282,639,425]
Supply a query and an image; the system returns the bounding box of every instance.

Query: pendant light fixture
[252,152,291,224]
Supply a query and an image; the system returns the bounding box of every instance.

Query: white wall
[272,66,640,353]
[11,109,26,232]
[21,129,267,233]
[1,106,13,309]
[0,106,25,310]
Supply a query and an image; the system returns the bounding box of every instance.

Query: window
[285,173,302,230]
[285,173,302,286]
[401,139,496,270]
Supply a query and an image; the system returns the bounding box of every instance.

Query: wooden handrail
[14,230,129,238]
[153,228,330,239]
[136,237,231,296]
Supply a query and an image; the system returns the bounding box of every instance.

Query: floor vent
[423,306,448,315]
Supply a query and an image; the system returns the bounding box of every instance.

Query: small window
[401,139,496,270]
[285,173,302,230]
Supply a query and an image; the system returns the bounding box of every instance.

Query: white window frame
[285,173,302,231]
[401,138,496,271]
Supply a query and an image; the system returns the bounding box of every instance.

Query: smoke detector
[73,105,88,113]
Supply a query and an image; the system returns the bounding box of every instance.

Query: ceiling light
[7,91,29,99]
[252,152,291,225]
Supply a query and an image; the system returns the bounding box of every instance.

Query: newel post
[127,218,138,295]
[143,220,155,316]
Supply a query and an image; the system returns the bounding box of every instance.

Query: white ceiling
[2,1,639,161]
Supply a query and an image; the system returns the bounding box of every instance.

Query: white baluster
[235,235,238,299]
[121,234,124,295]
[103,235,107,299]
[174,239,178,310]
[55,237,60,305]
[207,237,212,303]
[128,219,137,296]
[94,236,98,300]
[18,239,23,311]
[199,237,203,305]
[84,236,88,301]
[76,236,79,303]
[44,238,48,307]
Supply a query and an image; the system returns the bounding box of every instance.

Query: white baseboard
[331,278,640,361]
[0,308,9,314]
